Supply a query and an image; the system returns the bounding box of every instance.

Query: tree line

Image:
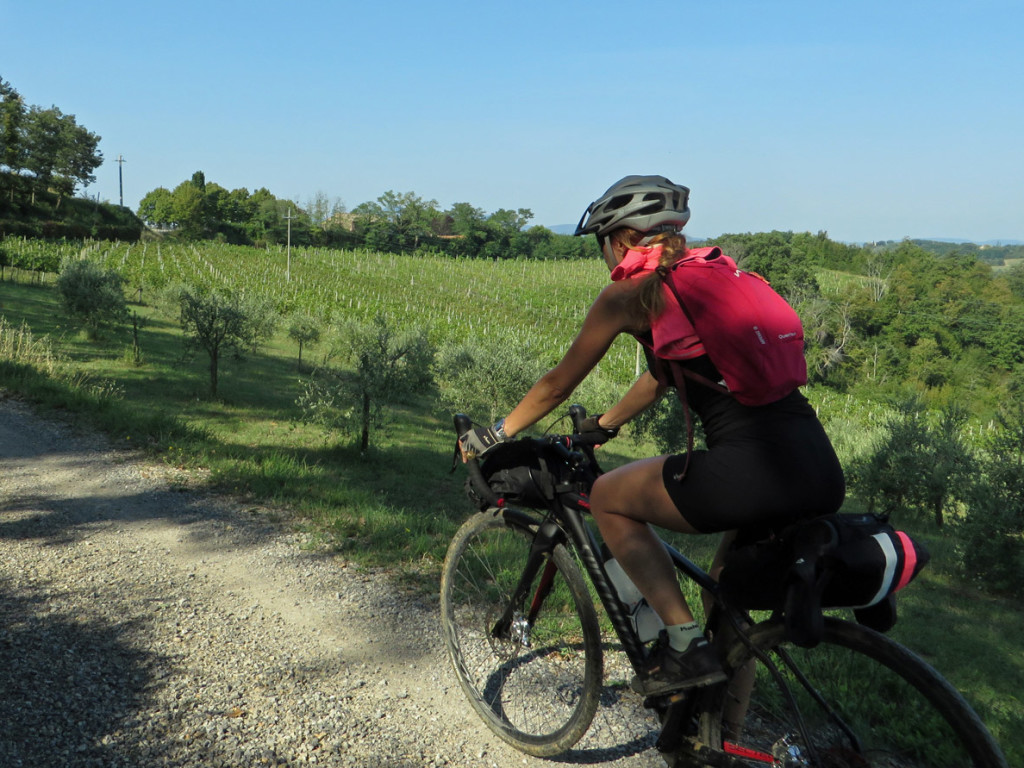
[899,239,1024,267]
[0,77,103,208]
[137,172,599,260]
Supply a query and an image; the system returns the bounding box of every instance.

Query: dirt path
[0,396,663,767]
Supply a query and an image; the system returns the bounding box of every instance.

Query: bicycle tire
[690,616,1007,767]
[440,510,603,757]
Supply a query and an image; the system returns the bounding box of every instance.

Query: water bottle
[601,545,665,643]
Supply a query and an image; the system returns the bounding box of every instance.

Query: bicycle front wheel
[439,510,603,757]
[695,617,1007,767]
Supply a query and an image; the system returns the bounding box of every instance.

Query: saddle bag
[719,513,930,647]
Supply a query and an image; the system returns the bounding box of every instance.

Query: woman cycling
[460,175,846,696]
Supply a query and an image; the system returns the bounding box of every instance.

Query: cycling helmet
[574,175,690,238]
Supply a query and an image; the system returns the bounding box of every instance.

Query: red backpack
[656,247,807,406]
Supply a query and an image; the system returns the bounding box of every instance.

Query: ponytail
[612,229,688,327]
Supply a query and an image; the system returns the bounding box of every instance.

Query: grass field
[1,254,1022,762]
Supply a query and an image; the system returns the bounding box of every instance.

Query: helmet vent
[573,175,691,237]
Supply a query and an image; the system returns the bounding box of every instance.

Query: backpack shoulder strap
[655,263,730,397]
[652,357,696,479]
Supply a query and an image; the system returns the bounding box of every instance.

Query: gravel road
[0,396,666,768]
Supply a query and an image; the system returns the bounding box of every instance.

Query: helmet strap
[600,236,619,270]
[639,225,680,247]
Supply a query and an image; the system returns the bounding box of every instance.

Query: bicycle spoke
[440,512,603,757]
[699,618,1007,768]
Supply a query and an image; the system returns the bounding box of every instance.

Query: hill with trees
[0,76,143,240]
[704,230,1024,414]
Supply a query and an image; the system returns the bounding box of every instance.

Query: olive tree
[298,315,433,452]
[177,285,277,397]
[957,402,1024,596]
[849,398,975,527]
[433,328,548,425]
[287,312,323,368]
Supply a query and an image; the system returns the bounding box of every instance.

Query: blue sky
[3,0,1022,243]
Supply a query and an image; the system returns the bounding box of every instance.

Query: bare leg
[707,531,754,737]
[703,530,737,619]
[589,455,700,627]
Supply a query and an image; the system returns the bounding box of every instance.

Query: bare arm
[597,370,666,429]
[502,282,637,436]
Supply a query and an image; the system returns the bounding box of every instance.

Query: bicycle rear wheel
[693,617,1007,767]
[440,510,603,757]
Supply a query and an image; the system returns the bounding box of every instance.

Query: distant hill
[546,223,710,241]
[547,224,577,235]
[547,225,1022,249]
[922,237,1024,247]
[870,239,1024,267]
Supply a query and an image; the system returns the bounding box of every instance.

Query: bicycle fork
[489,519,565,646]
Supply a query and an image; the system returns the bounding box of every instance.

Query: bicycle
[441,406,1008,767]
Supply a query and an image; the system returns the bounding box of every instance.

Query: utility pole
[284,207,295,281]
[116,154,126,207]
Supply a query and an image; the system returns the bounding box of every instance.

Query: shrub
[433,328,548,425]
[55,257,129,338]
[956,403,1024,595]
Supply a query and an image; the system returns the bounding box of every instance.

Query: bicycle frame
[494,495,721,675]
[454,410,721,674]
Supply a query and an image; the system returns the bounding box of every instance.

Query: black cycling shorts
[662,414,845,535]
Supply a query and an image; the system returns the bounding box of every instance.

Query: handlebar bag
[467,441,558,510]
